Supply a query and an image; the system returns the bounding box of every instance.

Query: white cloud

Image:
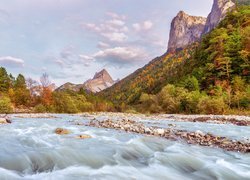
[97,41,110,49]
[133,20,153,32]
[83,13,129,43]
[92,46,147,66]
[107,19,125,27]
[0,56,24,67]
[101,32,128,42]
[79,54,94,61]
[79,54,95,67]
[106,12,126,20]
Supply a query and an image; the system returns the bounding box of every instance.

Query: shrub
[158,84,188,113]
[34,104,47,113]
[183,76,200,91]
[0,96,13,113]
[184,91,205,113]
[198,96,227,114]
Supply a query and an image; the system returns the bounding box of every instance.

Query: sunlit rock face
[167,0,235,53]
[84,69,116,93]
[167,11,206,53]
[203,0,235,34]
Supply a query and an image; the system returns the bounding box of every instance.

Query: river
[0,114,249,180]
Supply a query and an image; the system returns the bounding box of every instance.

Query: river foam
[0,114,249,180]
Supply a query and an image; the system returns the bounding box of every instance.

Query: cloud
[87,46,147,66]
[133,20,153,32]
[97,41,110,49]
[0,56,24,67]
[106,12,126,20]
[83,12,129,43]
[101,32,128,42]
[78,54,95,67]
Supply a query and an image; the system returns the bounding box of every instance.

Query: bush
[184,91,205,113]
[183,76,200,91]
[0,96,13,113]
[158,84,188,113]
[34,104,47,113]
[198,96,227,114]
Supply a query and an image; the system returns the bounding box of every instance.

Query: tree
[0,96,13,113]
[12,74,31,106]
[0,67,11,92]
[183,76,199,91]
[40,73,53,106]
[40,73,51,88]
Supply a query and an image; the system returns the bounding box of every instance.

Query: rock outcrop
[167,0,235,52]
[203,0,235,34]
[84,69,116,93]
[167,11,206,53]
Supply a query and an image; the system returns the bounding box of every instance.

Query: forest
[0,69,114,113]
[100,5,250,114]
[0,4,249,115]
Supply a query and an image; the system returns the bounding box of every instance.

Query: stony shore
[81,112,250,126]
[86,118,250,153]
[2,112,249,153]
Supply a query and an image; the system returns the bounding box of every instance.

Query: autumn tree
[13,74,31,106]
[40,73,53,106]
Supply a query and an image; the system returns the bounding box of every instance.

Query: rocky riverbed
[86,118,250,153]
[0,113,249,179]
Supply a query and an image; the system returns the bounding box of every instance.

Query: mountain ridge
[56,69,116,93]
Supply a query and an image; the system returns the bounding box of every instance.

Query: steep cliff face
[167,0,235,52]
[203,0,235,34]
[167,11,206,53]
[84,69,116,93]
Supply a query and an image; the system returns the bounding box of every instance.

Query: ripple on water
[0,115,250,180]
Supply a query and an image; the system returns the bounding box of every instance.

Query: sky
[0,0,213,86]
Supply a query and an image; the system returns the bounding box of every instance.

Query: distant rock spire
[167,11,206,53]
[167,0,235,53]
[203,0,235,34]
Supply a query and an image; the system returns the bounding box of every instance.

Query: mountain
[203,0,235,34]
[167,11,206,53]
[99,1,249,106]
[168,0,236,52]
[84,69,116,93]
[56,82,85,92]
[56,69,116,93]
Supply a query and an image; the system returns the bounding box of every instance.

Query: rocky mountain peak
[203,0,235,34]
[167,0,235,52]
[93,69,113,83]
[56,69,117,93]
[167,11,206,52]
[84,69,115,93]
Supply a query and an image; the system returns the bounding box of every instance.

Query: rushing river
[0,114,250,180]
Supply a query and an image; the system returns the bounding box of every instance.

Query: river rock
[195,130,205,136]
[0,118,11,124]
[55,128,71,135]
[156,128,165,136]
[76,134,92,139]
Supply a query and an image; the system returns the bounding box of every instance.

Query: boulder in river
[0,118,11,124]
[76,134,92,139]
[55,128,71,135]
